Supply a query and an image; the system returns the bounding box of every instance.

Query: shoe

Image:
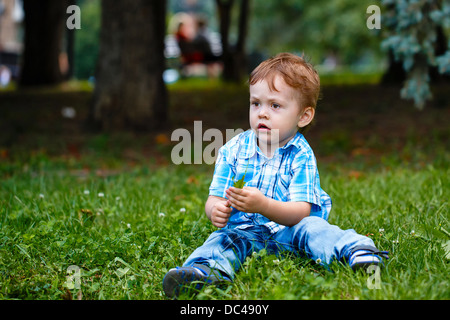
[349,248,389,271]
[162,263,231,298]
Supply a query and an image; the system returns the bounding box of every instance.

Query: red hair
[249,52,320,110]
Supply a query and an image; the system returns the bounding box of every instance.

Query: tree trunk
[235,0,249,74]
[91,0,168,132]
[380,49,406,85]
[429,25,449,83]
[20,0,68,86]
[216,0,233,81]
[65,0,77,80]
[216,0,250,83]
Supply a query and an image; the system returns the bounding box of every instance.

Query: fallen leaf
[186,175,199,185]
[62,289,72,300]
[155,133,170,145]
[348,170,363,179]
[0,149,9,159]
[351,147,377,157]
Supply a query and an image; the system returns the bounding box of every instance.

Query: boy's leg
[182,226,267,279]
[163,226,267,297]
[273,216,386,268]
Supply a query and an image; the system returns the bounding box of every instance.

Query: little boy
[163,53,388,298]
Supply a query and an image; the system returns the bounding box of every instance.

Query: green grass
[1,151,448,300]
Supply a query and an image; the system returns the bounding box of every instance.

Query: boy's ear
[298,107,315,128]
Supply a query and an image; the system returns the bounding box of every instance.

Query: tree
[216,0,250,82]
[91,0,168,131]
[20,0,69,86]
[381,0,450,109]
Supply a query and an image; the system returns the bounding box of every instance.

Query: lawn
[0,80,449,300]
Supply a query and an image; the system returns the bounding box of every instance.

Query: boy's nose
[258,106,269,118]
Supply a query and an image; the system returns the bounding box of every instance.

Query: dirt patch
[0,83,448,166]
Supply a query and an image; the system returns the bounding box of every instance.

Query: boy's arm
[226,187,310,226]
[262,197,311,226]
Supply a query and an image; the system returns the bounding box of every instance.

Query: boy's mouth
[257,123,271,131]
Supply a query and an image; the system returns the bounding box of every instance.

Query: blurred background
[0,0,389,84]
[0,0,448,168]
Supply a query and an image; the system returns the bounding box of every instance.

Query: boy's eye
[251,101,260,107]
[271,103,280,109]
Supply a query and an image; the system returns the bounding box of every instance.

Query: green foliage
[381,0,450,109]
[249,0,384,67]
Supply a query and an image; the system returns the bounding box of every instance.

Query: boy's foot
[349,248,389,271]
[162,263,231,298]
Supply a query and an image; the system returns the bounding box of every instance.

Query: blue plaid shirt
[209,129,332,233]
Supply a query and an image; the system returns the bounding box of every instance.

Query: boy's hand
[226,186,268,214]
[210,199,233,228]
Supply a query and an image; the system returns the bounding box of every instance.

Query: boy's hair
[249,52,320,111]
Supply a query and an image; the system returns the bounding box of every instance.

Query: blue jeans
[183,216,376,279]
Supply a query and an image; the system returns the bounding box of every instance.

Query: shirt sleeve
[209,145,235,198]
[288,152,322,209]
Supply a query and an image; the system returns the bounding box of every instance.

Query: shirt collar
[240,130,303,159]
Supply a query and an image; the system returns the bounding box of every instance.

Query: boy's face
[249,75,311,152]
